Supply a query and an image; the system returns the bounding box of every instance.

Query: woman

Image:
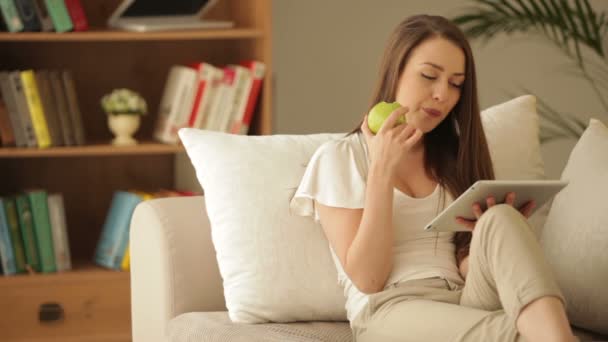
[289,15,576,341]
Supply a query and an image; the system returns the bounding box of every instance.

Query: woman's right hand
[361,106,423,182]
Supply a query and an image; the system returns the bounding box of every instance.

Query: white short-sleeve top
[289,132,464,322]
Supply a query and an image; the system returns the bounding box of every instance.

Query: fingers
[472,203,483,219]
[504,192,515,206]
[486,196,496,209]
[361,115,373,139]
[455,217,476,231]
[378,106,408,134]
[519,200,536,218]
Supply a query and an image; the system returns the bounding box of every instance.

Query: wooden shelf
[0,261,128,285]
[0,28,264,42]
[0,142,184,158]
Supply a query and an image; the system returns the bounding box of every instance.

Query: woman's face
[395,36,466,133]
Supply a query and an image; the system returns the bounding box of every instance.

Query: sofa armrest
[130,196,226,342]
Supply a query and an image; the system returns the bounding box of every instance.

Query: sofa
[129,196,606,342]
[130,96,608,341]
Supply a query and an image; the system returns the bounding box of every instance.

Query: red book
[231,60,266,135]
[187,62,222,129]
[63,0,88,31]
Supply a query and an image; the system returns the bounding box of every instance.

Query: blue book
[0,198,17,275]
[94,191,142,270]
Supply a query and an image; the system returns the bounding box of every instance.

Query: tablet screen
[122,0,209,17]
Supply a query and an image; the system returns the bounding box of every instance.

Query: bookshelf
[0,0,272,341]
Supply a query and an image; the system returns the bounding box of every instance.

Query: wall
[272,0,608,179]
[176,0,608,191]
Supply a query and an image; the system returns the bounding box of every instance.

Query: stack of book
[93,189,198,271]
[0,69,86,148]
[0,0,88,33]
[154,60,266,144]
[0,191,70,275]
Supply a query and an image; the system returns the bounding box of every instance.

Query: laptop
[107,0,234,32]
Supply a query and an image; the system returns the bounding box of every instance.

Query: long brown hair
[350,15,495,262]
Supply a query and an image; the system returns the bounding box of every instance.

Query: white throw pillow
[178,94,546,324]
[179,130,347,323]
[481,95,548,234]
[540,119,608,335]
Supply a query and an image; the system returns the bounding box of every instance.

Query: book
[3,197,27,273]
[0,0,24,32]
[13,0,41,31]
[62,0,85,31]
[21,70,51,148]
[44,0,71,32]
[0,98,16,146]
[32,0,53,31]
[15,194,40,272]
[0,71,27,146]
[27,190,56,273]
[35,70,64,146]
[231,61,266,135]
[118,191,154,271]
[187,62,223,130]
[60,70,85,145]
[0,198,17,275]
[154,65,198,144]
[48,70,74,145]
[225,64,253,134]
[205,67,236,132]
[8,71,38,147]
[94,191,142,270]
[47,193,71,271]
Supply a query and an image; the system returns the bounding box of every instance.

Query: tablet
[107,0,234,32]
[424,180,568,232]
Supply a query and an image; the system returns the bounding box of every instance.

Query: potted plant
[452,0,607,143]
[101,88,147,146]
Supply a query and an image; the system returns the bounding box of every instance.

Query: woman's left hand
[455,192,535,231]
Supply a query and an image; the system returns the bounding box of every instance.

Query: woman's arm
[317,163,395,294]
[459,255,469,279]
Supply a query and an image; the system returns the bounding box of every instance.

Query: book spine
[60,70,85,145]
[227,65,253,135]
[200,68,224,130]
[21,70,51,148]
[15,194,40,272]
[0,0,24,32]
[35,70,63,146]
[47,193,71,271]
[32,0,53,31]
[94,191,142,270]
[0,199,17,275]
[9,71,38,147]
[27,191,56,273]
[237,61,266,135]
[62,0,85,31]
[186,62,216,128]
[48,70,74,145]
[0,98,16,146]
[3,197,27,273]
[0,72,27,146]
[153,66,197,144]
[43,0,71,32]
[13,0,41,31]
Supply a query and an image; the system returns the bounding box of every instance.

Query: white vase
[108,114,141,146]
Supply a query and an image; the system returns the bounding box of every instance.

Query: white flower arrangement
[101,88,147,115]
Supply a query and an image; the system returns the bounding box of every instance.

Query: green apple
[367,101,405,134]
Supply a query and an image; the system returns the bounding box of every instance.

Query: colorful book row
[154,60,266,144]
[0,191,70,275]
[0,69,86,148]
[0,0,88,33]
[94,189,197,271]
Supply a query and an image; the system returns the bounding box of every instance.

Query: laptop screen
[121,0,210,17]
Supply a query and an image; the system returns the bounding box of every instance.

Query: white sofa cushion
[178,94,546,324]
[179,130,347,323]
[540,119,608,335]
